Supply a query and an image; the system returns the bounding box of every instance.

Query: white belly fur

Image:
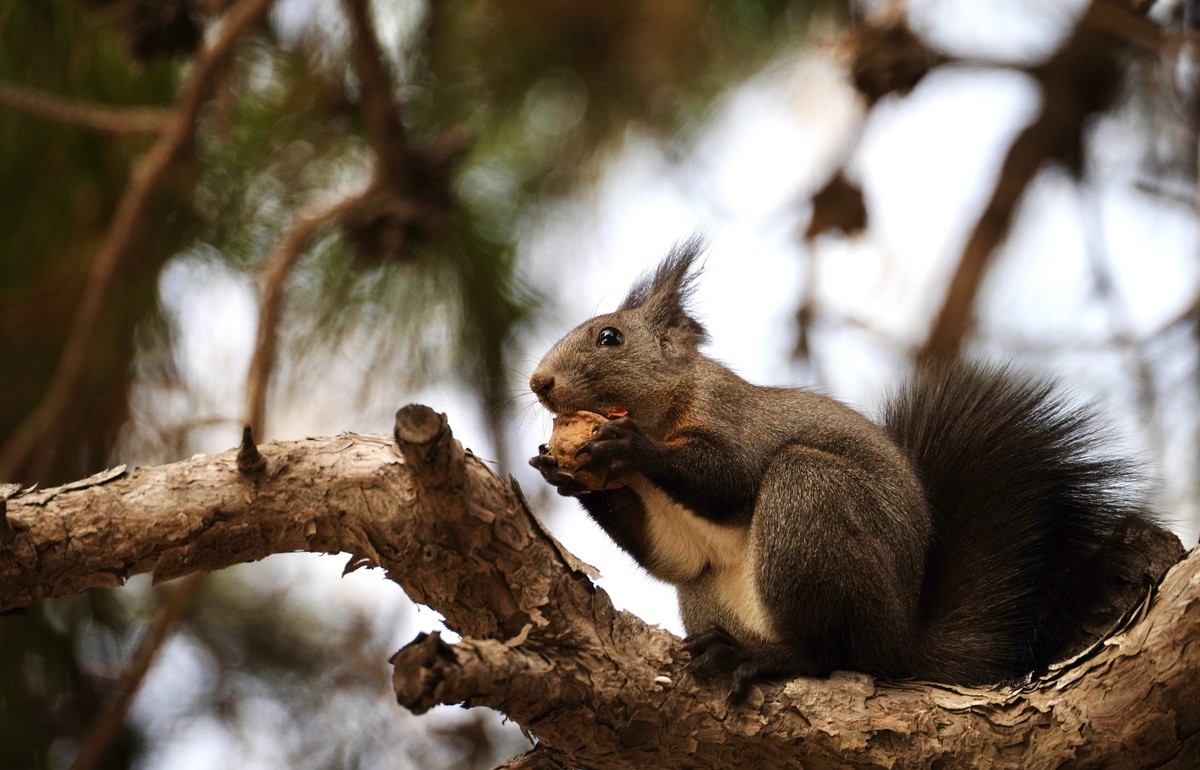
[629,477,775,641]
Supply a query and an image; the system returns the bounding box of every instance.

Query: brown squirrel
[529,237,1155,699]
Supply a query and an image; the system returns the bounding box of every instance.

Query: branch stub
[236,424,267,475]
[394,404,465,489]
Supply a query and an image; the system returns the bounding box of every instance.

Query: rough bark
[0,407,1193,769]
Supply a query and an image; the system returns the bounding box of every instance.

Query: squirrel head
[530,236,709,434]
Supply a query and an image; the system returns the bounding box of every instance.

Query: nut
[548,410,632,490]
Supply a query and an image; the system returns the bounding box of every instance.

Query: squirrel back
[530,239,1170,692]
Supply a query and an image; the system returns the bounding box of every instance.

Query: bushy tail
[882,361,1151,684]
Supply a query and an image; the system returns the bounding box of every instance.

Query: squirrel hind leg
[682,625,825,703]
[751,444,929,678]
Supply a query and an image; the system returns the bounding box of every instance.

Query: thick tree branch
[0,409,578,640]
[0,408,1191,768]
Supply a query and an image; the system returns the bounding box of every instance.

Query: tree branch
[0,409,575,641]
[68,575,204,770]
[0,0,276,483]
[244,189,372,437]
[340,0,408,168]
[0,80,173,134]
[0,407,1191,768]
[242,0,466,436]
[334,0,466,264]
[919,0,1154,360]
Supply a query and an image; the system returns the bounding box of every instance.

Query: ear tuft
[619,235,709,343]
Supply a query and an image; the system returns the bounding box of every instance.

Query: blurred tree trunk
[1,409,1192,770]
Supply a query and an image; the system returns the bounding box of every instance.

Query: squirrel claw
[682,625,746,676]
[683,625,820,704]
[573,450,632,484]
[573,417,641,481]
[528,453,590,497]
[682,625,758,703]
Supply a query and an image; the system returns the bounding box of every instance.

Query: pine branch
[0,80,173,134]
[0,408,1191,768]
[244,189,373,437]
[919,0,1157,360]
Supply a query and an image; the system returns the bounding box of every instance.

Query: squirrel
[528,236,1157,700]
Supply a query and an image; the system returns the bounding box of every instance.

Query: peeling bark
[0,407,1193,768]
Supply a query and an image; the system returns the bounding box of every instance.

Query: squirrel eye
[596,327,624,347]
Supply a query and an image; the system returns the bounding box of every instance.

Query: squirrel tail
[882,361,1152,683]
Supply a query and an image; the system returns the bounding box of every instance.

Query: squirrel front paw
[529,446,591,497]
[573,416,643,486]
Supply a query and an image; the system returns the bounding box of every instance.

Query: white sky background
[126,0,1200,765]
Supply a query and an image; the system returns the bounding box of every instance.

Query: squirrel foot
[683,625,820,704]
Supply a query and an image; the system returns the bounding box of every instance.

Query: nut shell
[548,411,631,490]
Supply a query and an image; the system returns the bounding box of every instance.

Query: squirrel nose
[530,371,555,398]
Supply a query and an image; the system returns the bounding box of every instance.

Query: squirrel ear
[619,235,710,343]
